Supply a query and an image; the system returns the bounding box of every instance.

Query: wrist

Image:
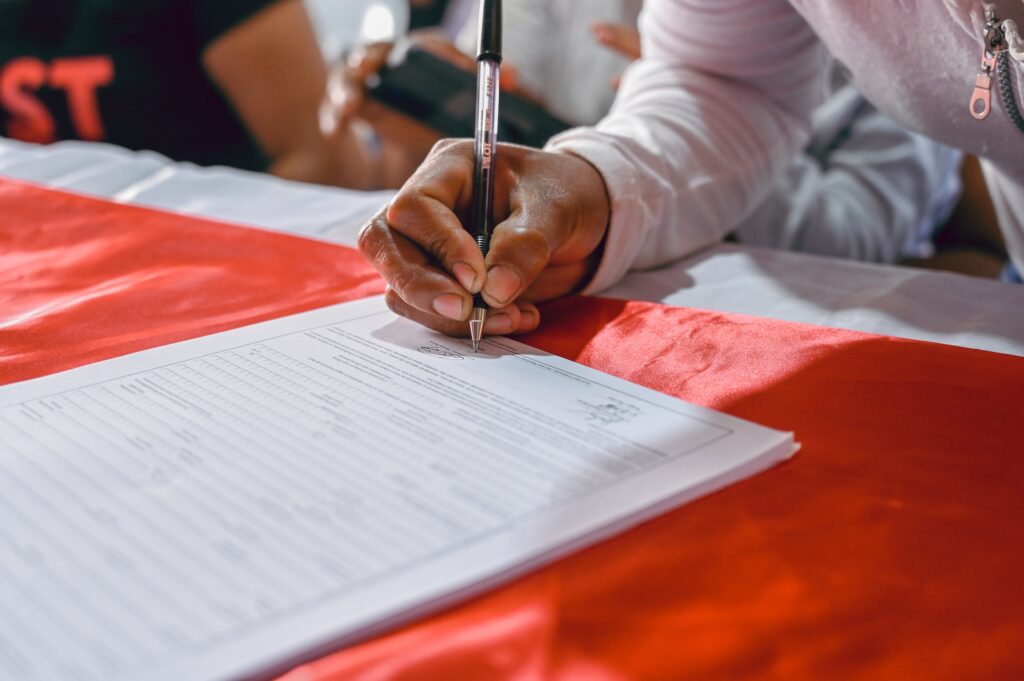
[553,148,612,264]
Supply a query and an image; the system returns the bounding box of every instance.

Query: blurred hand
[319,41,441,189]
[591,22,642,60]
[358,140,611,337]
[320,36,522,189]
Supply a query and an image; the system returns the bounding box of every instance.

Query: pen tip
[469,309,486,353]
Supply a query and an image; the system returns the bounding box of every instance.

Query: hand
[320,41,443,189]
[319,36,530,189]
[358,140,611,337]
[323,36,477,127]
[591,22,642,60]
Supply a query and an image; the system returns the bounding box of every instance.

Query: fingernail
[432,293,465,320]
[520,309,538,329]
[484,313,514,335]
[485,267,522,305]
[452,261,478,293]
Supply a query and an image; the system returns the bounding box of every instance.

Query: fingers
[358,140,487,323]
[480,152,609,308]
[412,34,478,72]
[348,41,392,79]
[480,212,598,308]
[384,288,540,337]
[482,220,557,308]
[359,142,611,339]
[385,142,488,289]
[359,208,475,322]
[591,22,642,60]
[323,42,392,127]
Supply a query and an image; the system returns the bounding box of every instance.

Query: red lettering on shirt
[49,57,114,141]
[1,56,114,144]
[0,57,55,144]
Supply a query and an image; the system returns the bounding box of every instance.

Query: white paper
[0,296,795,681]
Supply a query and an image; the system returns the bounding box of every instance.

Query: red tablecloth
[2,179,1023,680]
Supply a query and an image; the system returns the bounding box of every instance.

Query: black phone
[366,46,571,149]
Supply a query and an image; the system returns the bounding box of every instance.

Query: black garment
[0,0,279,170]
[409,0,451,30]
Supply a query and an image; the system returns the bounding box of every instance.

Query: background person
[0,0,363,186]
[338,0,965,266]
[356,0,1024,337]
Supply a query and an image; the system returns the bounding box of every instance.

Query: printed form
[0,296,796,681]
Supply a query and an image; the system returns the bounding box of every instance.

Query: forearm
[204,0,352,186]
[547,0,828,292]
[268,120,383,189]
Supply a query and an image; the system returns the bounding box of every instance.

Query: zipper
[969,6,1024,135]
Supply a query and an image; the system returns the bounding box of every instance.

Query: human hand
[320,37,471,189]
[591,22,641,60]
[320,41,440,190]
[358,140,611,336]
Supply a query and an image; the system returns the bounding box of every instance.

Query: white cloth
[455,0,642,126]
[4,137,1023,356]
[732,82,963,262]
[548,0,1024,293]
[456,1,963,264]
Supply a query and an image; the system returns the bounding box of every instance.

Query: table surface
[3,138,1024,681]
[3,138,1022,357]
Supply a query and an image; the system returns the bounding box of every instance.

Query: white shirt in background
[454,0,966,269]
[455,0,642,126]
[546,0,1024,292]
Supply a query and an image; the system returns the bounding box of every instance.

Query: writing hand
[358,140,610,336]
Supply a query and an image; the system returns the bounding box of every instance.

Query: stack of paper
[0,297,795,681]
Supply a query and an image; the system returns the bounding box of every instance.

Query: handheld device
[366,45,570,149]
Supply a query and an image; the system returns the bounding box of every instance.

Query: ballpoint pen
[468,0,502,352]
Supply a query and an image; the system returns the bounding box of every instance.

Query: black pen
[468,0,502,352]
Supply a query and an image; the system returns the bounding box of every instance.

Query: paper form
[0,296,795,681]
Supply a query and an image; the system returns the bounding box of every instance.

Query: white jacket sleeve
[546,0,831,293]
[734,85,963,263]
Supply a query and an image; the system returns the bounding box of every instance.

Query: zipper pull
[970,12,1007,120]
[971,49,998,120]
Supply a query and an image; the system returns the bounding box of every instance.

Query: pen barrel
[471,58,500,256]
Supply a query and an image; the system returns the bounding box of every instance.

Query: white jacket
[549,0,1024,292]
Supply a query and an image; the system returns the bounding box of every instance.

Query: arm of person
[359,0,831,337]
[733,90,964,263]
[201,0,358,186]
[592,25,964,265]
[546,0,832,293]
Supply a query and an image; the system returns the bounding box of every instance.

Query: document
[0,296,796,681]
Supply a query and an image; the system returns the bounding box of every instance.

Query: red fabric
[0,178,384,385]
[2,179,1023,680]
[289,299,1024,681]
